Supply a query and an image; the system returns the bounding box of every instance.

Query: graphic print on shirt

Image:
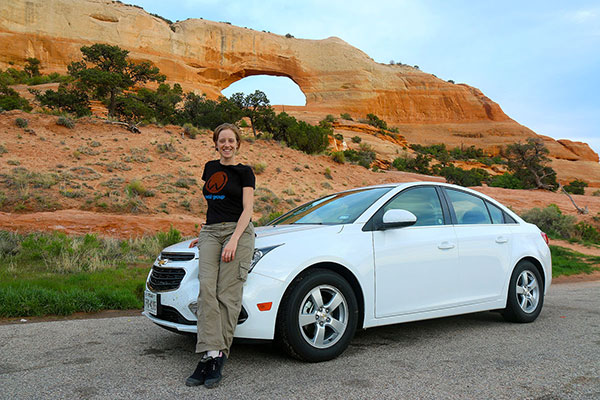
[206,171,228,194]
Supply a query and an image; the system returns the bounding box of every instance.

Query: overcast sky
[127,0,600,157]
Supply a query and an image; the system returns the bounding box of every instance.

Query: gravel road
[1,281,598,399]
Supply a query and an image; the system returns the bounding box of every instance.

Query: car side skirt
[362,298,506,328]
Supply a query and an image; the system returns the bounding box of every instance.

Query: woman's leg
[216,222,255,357]
[196,229,227,354]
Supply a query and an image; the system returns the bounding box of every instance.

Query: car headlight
[250,244,283,271]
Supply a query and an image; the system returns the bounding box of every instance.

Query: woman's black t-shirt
[202,160,255,225]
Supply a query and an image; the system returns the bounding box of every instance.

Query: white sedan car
[143,182,551,362]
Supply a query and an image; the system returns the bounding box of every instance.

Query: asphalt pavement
[1,281,599,399]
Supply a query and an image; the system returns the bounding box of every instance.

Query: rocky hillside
[1,0,598,176]
[1,111,599,238]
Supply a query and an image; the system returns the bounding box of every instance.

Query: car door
[371,185,461,318]
[441,188,512,304]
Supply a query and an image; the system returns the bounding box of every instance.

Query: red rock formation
[0,0,598,170]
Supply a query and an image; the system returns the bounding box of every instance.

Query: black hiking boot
[185,358,210,387]
[204,353,227,389]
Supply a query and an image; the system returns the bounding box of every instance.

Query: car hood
[159,224,340,255]
[255,224,338,239]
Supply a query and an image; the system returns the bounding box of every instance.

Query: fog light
[257,302,272,311]
[188,301,198,315]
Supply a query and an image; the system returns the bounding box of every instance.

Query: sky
[127,0,600,157]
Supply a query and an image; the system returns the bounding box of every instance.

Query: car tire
[276,268,358,362]
[502,260,544,323]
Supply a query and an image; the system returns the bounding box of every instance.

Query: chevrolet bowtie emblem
[158,259,169,266]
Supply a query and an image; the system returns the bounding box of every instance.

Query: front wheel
[502,261,544,323]
[276,269,358,362]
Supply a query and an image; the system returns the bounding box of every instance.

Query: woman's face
[216,129,238,161]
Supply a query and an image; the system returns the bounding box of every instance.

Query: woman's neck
[219,157,236,166]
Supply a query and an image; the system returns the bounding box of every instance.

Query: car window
[382,186,444,226]
[486,201,504,224]
[446,189,491,225]
[270,187,392,225]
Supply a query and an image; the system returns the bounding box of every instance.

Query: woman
[186,123,255,389]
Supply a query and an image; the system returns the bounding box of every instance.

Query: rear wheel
[502,261,544,323]
[277,269,358,362]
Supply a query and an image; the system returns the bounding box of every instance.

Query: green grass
[0,267,147,317]
[0,231,596,318]
[0,229,185,318]
[550,245,600,277]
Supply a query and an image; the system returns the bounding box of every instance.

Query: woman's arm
[221,186,254,263]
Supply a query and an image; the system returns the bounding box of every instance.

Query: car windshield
[268,187,393,225]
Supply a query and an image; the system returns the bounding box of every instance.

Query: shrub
[183,123,200,139]
[323,114,335,123]
[0,83,31,111]
[324,168,332,180]
[331,151,345,164]
[344,143,376,169]
[155,226,183,249]
[257,211,283,226]
[252,162,267,174]
[392,154,430,175]
[34,85,91,117]
[156,142,176,153]
[57,116,75,129]
[174,178,196,188]
[334,133,343,141]
[351,136,361,144]
[15,118,28,128]
[125,180,149,197]
[340,113,352,121]
[488,173,524,189]
[593,190,600,197]
[574,222,600,243]
[365,113,388,130]
[282,120,330,154]
[520,205,576,240]
[564,179,588,195]
[440,165,489,187]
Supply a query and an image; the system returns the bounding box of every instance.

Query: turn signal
[257,302,272,311]
[540,232,549,245]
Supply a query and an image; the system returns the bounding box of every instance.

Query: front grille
[148,266,185,291]
[160,252,195,262]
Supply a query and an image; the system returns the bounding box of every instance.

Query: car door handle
[495,236,509,244]
[438,241,455,250]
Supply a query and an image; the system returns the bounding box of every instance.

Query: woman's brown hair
[213,123,242,149]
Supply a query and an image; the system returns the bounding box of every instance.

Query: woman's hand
[222,238,238,263]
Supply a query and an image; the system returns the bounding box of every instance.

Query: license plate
[144,290,157,315]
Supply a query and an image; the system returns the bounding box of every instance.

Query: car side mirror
[380,209,417,230]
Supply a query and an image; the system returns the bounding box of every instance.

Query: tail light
[540,232,549,245]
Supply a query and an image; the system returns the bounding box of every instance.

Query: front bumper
[144,271,286,340]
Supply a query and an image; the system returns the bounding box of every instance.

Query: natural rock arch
[221,74,306,106]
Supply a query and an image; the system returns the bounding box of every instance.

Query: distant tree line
[2,44,331,155]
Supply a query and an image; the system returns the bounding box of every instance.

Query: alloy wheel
[516,270,539,313]
[298,284,348,349]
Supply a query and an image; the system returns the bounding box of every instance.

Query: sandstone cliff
[1,0,598,169]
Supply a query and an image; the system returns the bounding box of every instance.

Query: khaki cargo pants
[195,221,255,357]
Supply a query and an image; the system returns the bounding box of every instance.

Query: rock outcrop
[1,0,598,169]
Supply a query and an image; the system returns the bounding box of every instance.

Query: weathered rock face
[1,0,598,167]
